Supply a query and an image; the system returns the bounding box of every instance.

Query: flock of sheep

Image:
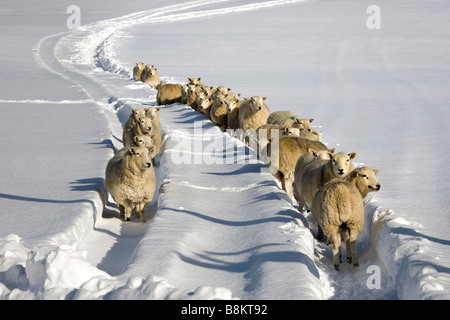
[104,62,382,271]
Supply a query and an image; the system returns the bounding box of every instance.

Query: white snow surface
[0,0,450,300]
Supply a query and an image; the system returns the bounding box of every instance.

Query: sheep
[122,107,161,143]
[140,65,160,88]
[123,116,154,148]
[293,148,335,207]
[311,167,381,270]
[267,111,314,130]
[131,135,159,159]
[197,97,214,119]
[268,136,328,201]
[299,152,357,212]
[209,94,229,131]
[133,62,145,81]
[157,83,183,105]
[211,86,231,100]
[225,98,240,131]
[105,146,156,222]
[239,96,271,132]
[180,83,190,104]
[187,77,202,85]
[186,84,199,110]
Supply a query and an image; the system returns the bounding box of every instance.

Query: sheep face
[143,65,156,75]
[293,118,314,130]
[247,96,267,112]
[331,152,356,176]
[131,108,147,121]
[282,127,301,137]
[129,147,153,171]
[137,117,153,133]
[355,167,381,193]
[225,99,238,112]
[199,98,213,112]
[145,107,160,121]
[188,77,201,85]
[312,149,334,161]
[133,134,155,148]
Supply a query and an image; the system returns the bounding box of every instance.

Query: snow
[0,0,450,301]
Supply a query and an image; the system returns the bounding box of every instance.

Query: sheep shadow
[177,243,320,294]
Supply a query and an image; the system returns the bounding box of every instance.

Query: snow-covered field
[1,0,449,301]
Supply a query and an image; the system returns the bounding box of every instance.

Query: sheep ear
[262,97,267,100]
[131,109,136,114]
[129,147,136,155]
[237,93,241,97]
[309,118,314,123]
[156,107,161,112]
[148,147,155,153]
[134,136,140,142]
[348,152,357,159]
[373,169,381,175]
[329,148,336,154]
[284,127,289,133]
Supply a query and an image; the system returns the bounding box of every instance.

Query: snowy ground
[0,0,450,301]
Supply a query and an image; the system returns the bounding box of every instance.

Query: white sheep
[311,167,381,270]
[140,65,160,88]
[266,111,314,130]
[157,83,182,105]
[186,84,200,110]
[131,135,159,159]
[105,146,156,222]
[180,83,190,104]
[239,96,271,132]
[197,97,214,119]
[133,62,145,81]
[123,116,154,148]
[210,94,229,131]
[211,86,231,100]
[187,77,202,85]
[269,136,328,201]
[122,107,161,143]
[299,152,357,212]
[293,148,335,207]
[225,98,241,131]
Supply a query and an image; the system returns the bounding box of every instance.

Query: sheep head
[331,152,357,177]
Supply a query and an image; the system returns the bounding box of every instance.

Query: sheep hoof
[126,217,131,222]
[334,264,340,271]
[347,257,352,264]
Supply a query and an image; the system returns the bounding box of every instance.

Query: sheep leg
[330,230,342,270]
[119,205,125,220]
[317,225,325,242]
[347,230,359,267]
[124,203,133,221]
[282,174,295,202]
[136,202,147,223]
